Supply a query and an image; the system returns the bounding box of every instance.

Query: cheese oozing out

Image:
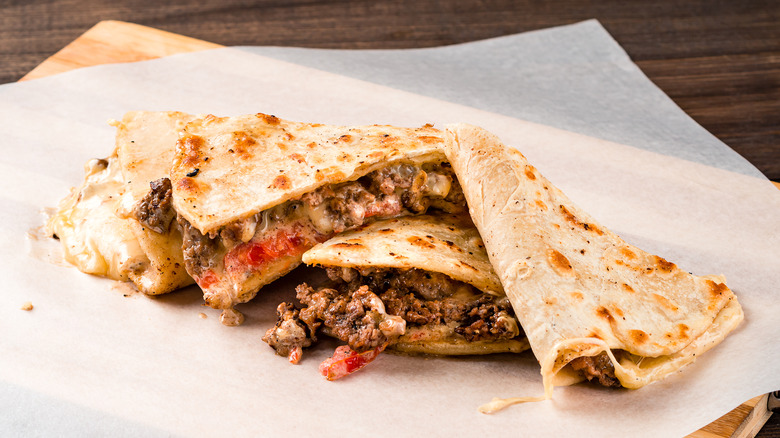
[48,156,149,281]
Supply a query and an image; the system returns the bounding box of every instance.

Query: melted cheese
[301,201,333,235]
[48,156,148,281]
[424,171,452,198]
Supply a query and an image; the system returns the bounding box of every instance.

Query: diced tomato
[288,346,303,365]
[319,345,386,381]
[197,269,219,289]
[224,226,310,273]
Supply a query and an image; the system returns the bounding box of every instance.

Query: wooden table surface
[1,1,777,436]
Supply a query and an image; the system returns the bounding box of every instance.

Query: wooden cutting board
[20,19,775,438]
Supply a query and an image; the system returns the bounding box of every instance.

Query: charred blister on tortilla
[171,161,468,313]
[262,266,525,380]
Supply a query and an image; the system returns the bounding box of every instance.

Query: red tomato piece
[319,345,386,381]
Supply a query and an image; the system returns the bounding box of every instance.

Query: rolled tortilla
[442,123,743,396]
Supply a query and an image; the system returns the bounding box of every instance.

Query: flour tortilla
[302,214,529,355]
[442,124,743,394]
[169,113,454,312]
[48,111,194,295]
[114,110,196,294]
[170,113,447,235]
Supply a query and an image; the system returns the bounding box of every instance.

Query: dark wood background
[2,0,778,183]
[1,0,777,435]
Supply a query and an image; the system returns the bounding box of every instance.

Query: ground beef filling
[568,353,621,388]
[263,303,312,359]
[300,161,466,235]
[263,266,522,358]
[179,161,467,284]
[178,217,220,280]
[134,177,176,234]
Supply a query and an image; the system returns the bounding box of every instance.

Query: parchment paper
[1,20,778,437]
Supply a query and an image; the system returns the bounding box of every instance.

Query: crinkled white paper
[1,20,778,438]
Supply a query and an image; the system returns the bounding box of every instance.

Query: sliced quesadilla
[441,124,743,405]
[262,214,529,380]
[48,111,195,295]
[168,114,467,316]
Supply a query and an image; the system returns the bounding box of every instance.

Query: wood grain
[2,0,778,182]
[21,21,221,81]
[18,19,777,437]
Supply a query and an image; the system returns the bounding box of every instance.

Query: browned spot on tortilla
[543,297,558,306]
[611,306,625,318]
[652,293,679,312]
[442,240,463,253]
[653,256,676,273]
[416,135,441,144]
[284,132,295,141]
[177,176,199,193]
[706,280,730,301]
[307,142,317,148]
[271,175,291,190]
[276,142,288,152]
[629,330,649,344]
[559,205,603,235]
[407,236,436,249]
[289,153,306,164]
[535,199,548,211]
[315,171,325,182]
[231,131,257,159]
[586,330,604,340]
[178,135,205,168]
[380,135,396,146]
[338,134,353,143]
[547,249,574,276]
[322,168,347,181]
[507,148,527,161]
[677,323,690,339]
[368,151,385,159]
[457,261,479,272]
[378,228,394,234]
[257,113,280,125]
[596,306,614,322]
[338,153,353,162]
[524,165,537,180]
[620,247,636,260]
[622,283,635,293]
[570,291,584,301]
[332,242,365,249]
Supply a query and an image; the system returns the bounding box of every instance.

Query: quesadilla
[262,214,529,380]
[441,124,743,406]
[169,114,467,317]
[48,111,194,295]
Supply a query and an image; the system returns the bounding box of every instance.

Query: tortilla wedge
[263,214,529,379]
[169,113,466,314]
[48,111,195,295]
[442,123,743,398]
